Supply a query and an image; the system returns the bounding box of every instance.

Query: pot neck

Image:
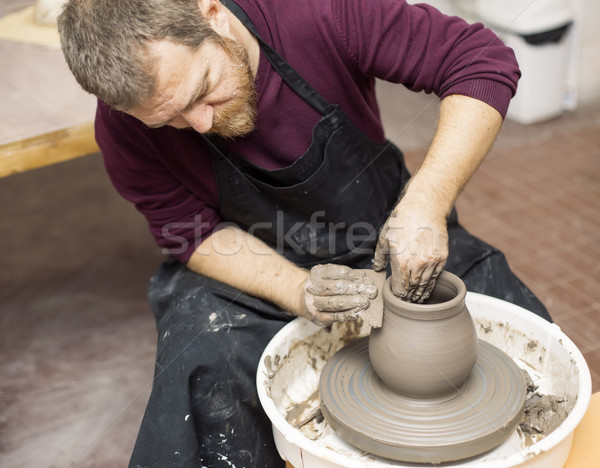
[382,271,467,321]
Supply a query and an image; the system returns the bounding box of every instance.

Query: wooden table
[0,1,98,178]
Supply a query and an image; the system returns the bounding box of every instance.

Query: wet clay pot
[368,271,477,398]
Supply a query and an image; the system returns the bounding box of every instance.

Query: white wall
[410,0,600,106]
[572,0,600,104]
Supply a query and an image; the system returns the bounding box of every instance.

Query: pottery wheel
[319,337,526,464]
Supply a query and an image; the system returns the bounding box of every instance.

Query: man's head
[59,0,219,111]
[59,0,257,137]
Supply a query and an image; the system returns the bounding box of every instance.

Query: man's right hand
[188,227,381,326]
[297,264,378,327]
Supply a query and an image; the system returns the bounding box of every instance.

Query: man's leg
[130,258,291,468]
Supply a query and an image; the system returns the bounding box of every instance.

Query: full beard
[208,36,258,139]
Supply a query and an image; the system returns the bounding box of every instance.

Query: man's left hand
[373,202,448,302]
[300,264,379,327]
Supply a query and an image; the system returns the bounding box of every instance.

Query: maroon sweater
[95,0,520,263]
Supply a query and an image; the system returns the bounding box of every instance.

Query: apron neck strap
[222,0,332,116]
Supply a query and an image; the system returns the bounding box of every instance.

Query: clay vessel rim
[382,271,466,319]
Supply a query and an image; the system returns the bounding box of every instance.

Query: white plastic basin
[257,292,592,468]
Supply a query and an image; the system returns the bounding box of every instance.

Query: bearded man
[58,0,551,466]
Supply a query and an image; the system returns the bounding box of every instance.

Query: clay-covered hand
[373,204,448,302]
[299,264,378,327]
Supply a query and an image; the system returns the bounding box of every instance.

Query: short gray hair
[58,0,221,111]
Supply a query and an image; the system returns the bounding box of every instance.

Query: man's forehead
[148,39,195,73]
[131,40,216,126]
[148,38,216,88]
[148,37,216,62]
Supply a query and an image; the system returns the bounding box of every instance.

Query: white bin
[257,293,592,467]
[474,0,574,124]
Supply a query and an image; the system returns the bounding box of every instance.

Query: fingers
[309,264,377,297]
[303,293,368,327]
[411,260,445,303]
[372,224,389,272]
[308,278,377,298]
[303,264,380,327]
[380,212,449,302]
[390,260,411,299]
[419,261,445,302]
[310,263,347,280]
[388,241,447,302]
[311,307,364,325]
[390,257,442,302]
[410,263,437,302]
[312,294,370,311]
[310,264,372,282]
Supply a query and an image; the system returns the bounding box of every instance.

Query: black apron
[130,3,550,467]
[207,0,409,267]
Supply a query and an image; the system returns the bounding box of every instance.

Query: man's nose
[181,104,214,134]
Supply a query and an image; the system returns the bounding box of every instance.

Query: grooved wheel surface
[319,337,526,464]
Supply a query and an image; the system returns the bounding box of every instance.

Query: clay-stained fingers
[389,255,412,299]
[391,258,446,303]
[411,261,445,303]
[304,293,367,326]
[312,294,370,312]
[310,264,372,282]
[307,278,377,298]
[310,306,364,326]
[308,264,377,298]
[303,264,380,327]
[386,228,449,301]
[310,264,349,280]
[388,256,432,301]
[421,262,445,301]
[372,223,390,272]
[410,264,436,302]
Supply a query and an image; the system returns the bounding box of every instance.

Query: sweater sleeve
[332,0,520,118]
[95,101,221,263]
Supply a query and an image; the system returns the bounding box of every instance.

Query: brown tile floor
[1,88,599,467]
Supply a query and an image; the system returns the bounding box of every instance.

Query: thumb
[372,238,389,272]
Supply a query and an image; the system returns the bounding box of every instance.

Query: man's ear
[197,0,231,37]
